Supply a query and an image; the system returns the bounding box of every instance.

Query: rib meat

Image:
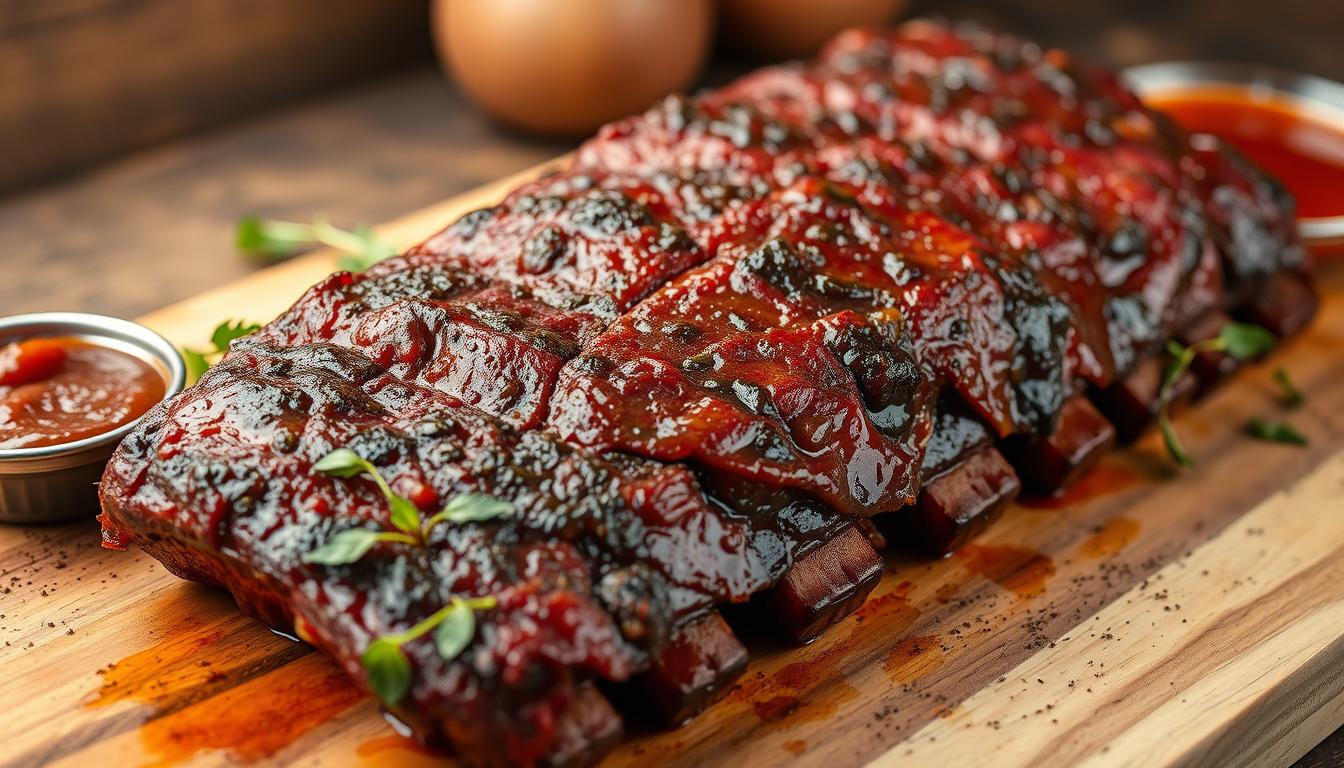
[99,19,1314,767]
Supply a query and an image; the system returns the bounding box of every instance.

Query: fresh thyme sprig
[1158,322,1276,467]
[362,595,498,706]
[235,215,397,272]
[181,319,261,384]
[302,448,513,565]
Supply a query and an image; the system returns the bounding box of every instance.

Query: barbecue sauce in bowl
[1148,86,1344,221]
[0,336,166,449]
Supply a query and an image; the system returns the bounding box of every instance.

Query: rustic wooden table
[2,1,1342,763]
[0,72,570,320]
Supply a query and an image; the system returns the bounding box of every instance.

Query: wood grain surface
[0,71,572,322]
[1,166,1342,767]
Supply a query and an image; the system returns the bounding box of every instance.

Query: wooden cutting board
[3,162,1343,768]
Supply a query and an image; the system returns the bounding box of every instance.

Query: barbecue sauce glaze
[1150,86,1344,220]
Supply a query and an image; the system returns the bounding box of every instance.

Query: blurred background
[2,0,1343,320]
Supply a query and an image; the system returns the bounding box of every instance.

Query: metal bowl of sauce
[0,313,185,523]
[1123,62,1344,254]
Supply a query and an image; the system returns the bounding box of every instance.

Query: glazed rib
[100,19,1314,767]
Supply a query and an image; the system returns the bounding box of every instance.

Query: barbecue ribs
[99,20,1313,767]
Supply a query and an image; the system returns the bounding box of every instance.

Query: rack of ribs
[98,19,1314,767]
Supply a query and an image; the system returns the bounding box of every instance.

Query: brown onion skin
[718,0,908,60]
[433,0,714,137]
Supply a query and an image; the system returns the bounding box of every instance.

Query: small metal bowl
[1123,62,1344,248]
[0,313,185,524]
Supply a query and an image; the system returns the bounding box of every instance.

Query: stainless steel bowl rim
[0,312,186,471]
[1122,61,1344,245]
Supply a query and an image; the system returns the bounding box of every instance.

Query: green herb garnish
[433,596,487,661]
[303,448,513,566]
[361,637,413,706]
[236,215,397,272]
[361,595,497,706]
[302,528,418,565]
[303,447,510,704]
[1158,322,1277,467]
[422,494,515,536]
[312,448,421,536]
[1216,322,1276,360]
[1245,419,1308,446]
[181,319,261,384]
[1272,367,1303,407]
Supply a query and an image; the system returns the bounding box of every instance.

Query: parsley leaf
[235,217,313,258]
[326,222,398,272]
[307,449,503,699]
[210,319,262,352]
[235,215,396,272]
[181,348,210,384]
[1245,419,1308,446]
[181,319,260,384]
[439,494,513,523]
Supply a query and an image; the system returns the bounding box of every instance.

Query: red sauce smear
[1150,86,1344,219]
[136,654,363,765]
[0,336,165,449]
[1018,463,1141,510]
[955,544,1056,599]
[883,634,946,683]
[782,739,808,756]
[1077,516,1142,560]
[355,734,447,767]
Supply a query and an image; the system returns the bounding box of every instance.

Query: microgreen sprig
[312,448,422,535]
[181,319,261,384]
[362,595,498,706]
[300,447,512,704]
[301,528,419,566]
[302,448,513,566]
[1158,322,1276,467]
[422,494,515,536]
[236,215,397,272]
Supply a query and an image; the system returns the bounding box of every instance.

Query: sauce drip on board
[1077,517,1142,560]
[1018,463,1141,510]
[955,544,1056,599]
[1149,86,1344,219]
[0,336,165,449]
